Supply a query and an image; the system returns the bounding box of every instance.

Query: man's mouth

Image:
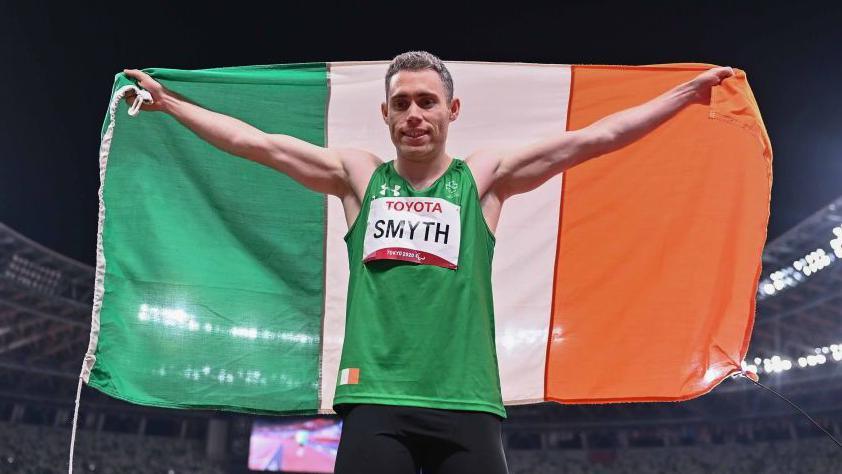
[402,129,429,139]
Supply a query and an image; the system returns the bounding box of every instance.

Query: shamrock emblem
[445,179,459,199]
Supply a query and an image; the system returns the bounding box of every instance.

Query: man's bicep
[258,134,350,197]
[491,130,594,199]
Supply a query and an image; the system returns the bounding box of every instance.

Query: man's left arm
[468,67,734,201]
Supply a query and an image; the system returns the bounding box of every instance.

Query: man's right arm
[123,69,365,198]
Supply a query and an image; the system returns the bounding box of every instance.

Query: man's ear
[449,98,461,122]
[381,102,389,124]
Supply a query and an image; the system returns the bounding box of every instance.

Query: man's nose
[406,102,423,124]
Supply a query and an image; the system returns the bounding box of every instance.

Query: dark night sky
[2,1,841,266]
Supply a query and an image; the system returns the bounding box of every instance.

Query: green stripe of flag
[89,63,329,414]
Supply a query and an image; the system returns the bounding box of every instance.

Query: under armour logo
[380,184,401,196]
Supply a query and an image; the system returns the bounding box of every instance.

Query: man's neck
[394,151,453,191]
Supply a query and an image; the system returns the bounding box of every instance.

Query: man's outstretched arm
[122,69,375,198]
[469,67,734,201]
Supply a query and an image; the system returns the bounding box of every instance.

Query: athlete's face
[382,69,460,161]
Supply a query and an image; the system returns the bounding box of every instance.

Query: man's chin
[397,145,433,160]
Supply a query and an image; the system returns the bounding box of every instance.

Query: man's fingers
[695,67,735,90]
[716,66,735,80]
[123,68,153,86]
[121,68,165,111]
[124,69,144,85]
[707,66,734,85]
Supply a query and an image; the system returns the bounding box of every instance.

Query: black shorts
[333,403,509,474]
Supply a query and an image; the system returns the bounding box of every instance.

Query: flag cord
[128,89,152,116]
[67,376,84,473]
[68,81,149,474]
[735,372,842,448]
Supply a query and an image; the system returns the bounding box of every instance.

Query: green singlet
[334,157,506,419]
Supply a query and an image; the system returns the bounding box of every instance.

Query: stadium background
[2,2,842,472]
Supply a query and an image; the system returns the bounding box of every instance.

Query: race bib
[363,197,461,269]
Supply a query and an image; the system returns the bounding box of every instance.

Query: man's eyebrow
[390,91,439,101]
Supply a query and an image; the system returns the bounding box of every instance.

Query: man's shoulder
[332,147,383,197]
[464,147,509,172]
[464,148,506,198]
[334,147,384,168]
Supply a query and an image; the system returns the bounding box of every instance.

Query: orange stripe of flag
[546,64,771,403]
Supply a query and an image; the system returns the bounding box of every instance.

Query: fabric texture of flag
[81,61,772,415]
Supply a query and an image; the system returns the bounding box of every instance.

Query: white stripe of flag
[321,62,571,411]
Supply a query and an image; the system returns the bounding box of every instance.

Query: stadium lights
[3,254,62,295]
[745,343,842,375]
[758,225,842,300]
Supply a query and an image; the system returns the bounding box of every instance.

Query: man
[124,51,732,474]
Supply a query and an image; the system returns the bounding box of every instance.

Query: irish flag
[82,61,771,415]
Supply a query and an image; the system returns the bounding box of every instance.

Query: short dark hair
[384,51,454,102]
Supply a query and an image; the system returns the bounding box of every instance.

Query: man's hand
[687,66,734,104]
[122,69,172,112]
